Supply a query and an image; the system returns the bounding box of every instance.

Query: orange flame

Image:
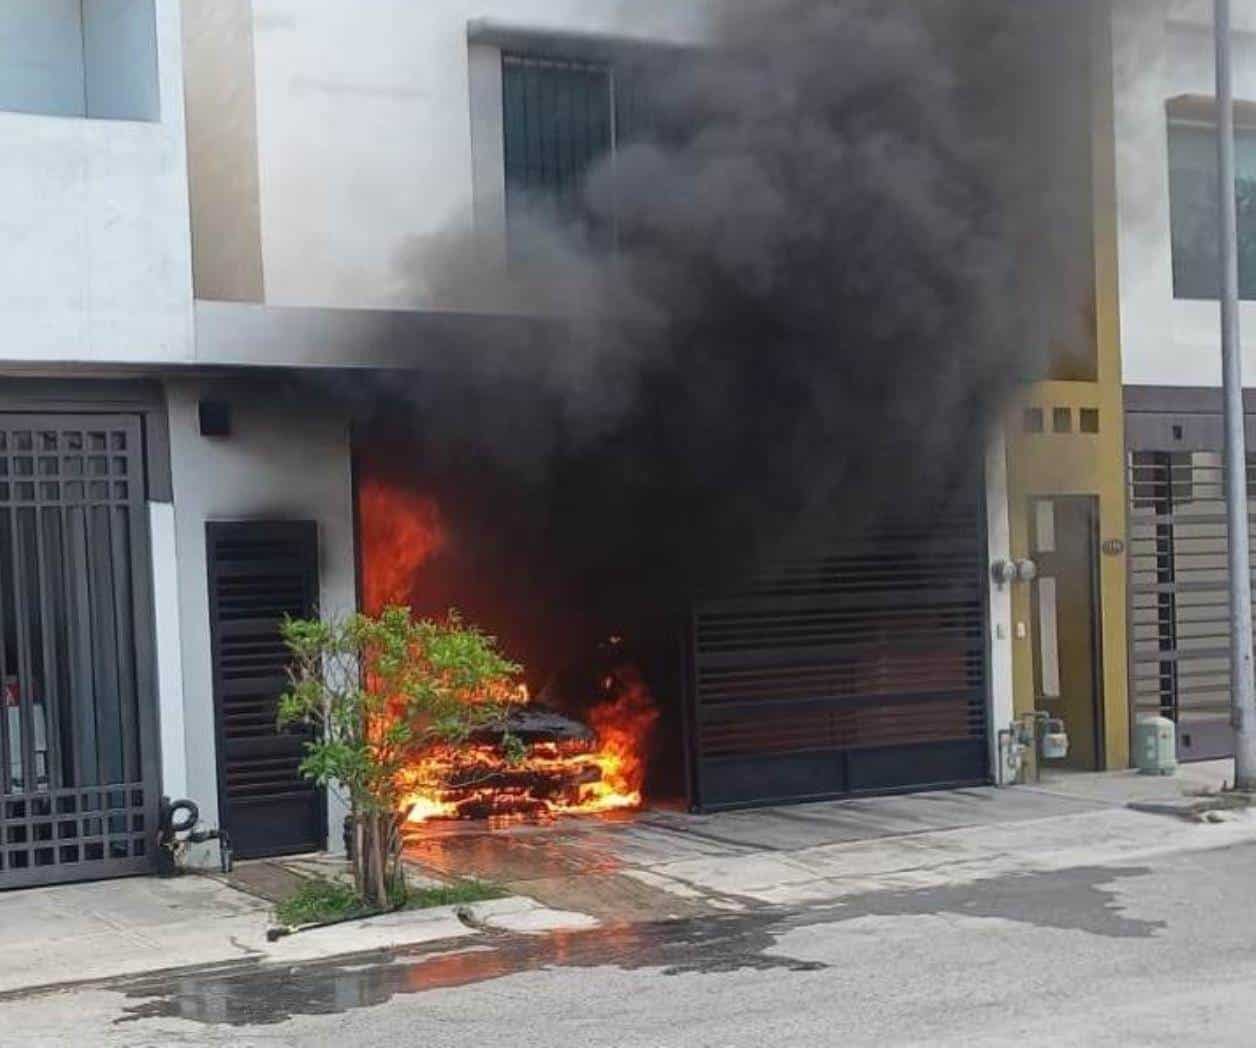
[398,671,659,824]
[359,476,446,614]
[358,472,658,824]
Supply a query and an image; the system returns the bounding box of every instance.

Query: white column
[149,500,188,800]
[985,425,1016,784]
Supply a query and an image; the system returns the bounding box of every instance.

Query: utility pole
[1215,0,1256,790]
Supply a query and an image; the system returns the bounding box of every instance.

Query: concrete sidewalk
[3,761,1246,997]
[0,874,592,997]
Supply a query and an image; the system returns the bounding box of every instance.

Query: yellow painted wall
[1004,0,1129,770]
[1005,380,1128,770]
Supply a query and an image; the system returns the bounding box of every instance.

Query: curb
[1128,792,1255,822]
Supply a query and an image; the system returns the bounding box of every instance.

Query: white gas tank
[1135,716,1178,776]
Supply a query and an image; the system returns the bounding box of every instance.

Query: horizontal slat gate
[207,522,324,859]
[690,499,989,810]
[1127,450,1249,760]
[0,414,157,889]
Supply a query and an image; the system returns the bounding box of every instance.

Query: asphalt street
[5,835,1256,1047]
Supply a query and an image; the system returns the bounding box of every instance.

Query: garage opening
[354,423,989,820]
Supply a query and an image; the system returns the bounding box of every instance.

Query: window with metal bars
[1168,110,1256,300]
[501,52,658,245]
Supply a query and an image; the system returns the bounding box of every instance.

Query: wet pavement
[110,863,1160,1028]
[5,770,1252,1046]
[4,823,1256,1045]
[401,784,1113,920]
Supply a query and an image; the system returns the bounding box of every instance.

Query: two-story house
[10,0,1246,891]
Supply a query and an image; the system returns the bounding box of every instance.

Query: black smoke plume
[347,0,1093,639]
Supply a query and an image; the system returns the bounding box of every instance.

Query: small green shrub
[278,607,522,909]
[275,878,369,927]
[408,880,509,909]
[274,876,507,928]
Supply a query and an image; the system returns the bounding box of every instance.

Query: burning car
[400,639,659,824]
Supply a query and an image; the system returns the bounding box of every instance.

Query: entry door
[207,522,324,859]
[1030,497,1103,770]
[0,415,158,889]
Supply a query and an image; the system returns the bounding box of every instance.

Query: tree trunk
[352,811,366,897]
[370,812,389,909]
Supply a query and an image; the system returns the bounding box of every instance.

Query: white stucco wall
[1114,0,1256,387]
[236,0,714,311]
[150,500,188,802]
[0,0,192,366]
[164,380,356,854]
[985,428,1015,784]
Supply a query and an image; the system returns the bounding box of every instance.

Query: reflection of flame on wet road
[118,914,824,1027]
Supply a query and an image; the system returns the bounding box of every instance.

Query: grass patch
[408,880,509,909]
[274,877,507,928]
[275,878,370,927]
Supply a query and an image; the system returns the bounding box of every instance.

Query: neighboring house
[9,0,1250,893]
[1001,0,1256,777]
[1115,0,1256,764]
[0,0,354,888]
[1002,0,1256,774]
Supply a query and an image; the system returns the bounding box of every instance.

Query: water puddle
[115,864,1160,1027]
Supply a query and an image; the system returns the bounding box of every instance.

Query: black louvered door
[207,522,324,859]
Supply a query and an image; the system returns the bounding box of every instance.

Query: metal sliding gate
[1127,447,1246,761]
[0,415,158,888]
[689,496,989,811]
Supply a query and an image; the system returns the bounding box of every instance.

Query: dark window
[1168,118,1256,299]
[502,53,659,245]
[503,55,611,233]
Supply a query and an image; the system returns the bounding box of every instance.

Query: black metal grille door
[0,415,158,888]
[207,521,324,859]
[689,502,989,811]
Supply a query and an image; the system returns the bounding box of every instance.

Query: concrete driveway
[403,761,1241,919]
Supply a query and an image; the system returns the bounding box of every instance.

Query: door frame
[1029,494,1106,770]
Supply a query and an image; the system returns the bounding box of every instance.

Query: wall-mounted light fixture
[198,400,231,438]
[990,558,1037,590]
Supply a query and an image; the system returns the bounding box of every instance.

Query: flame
[357,471,659,824]
[358,476,445,614]
[399,667,659,824]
